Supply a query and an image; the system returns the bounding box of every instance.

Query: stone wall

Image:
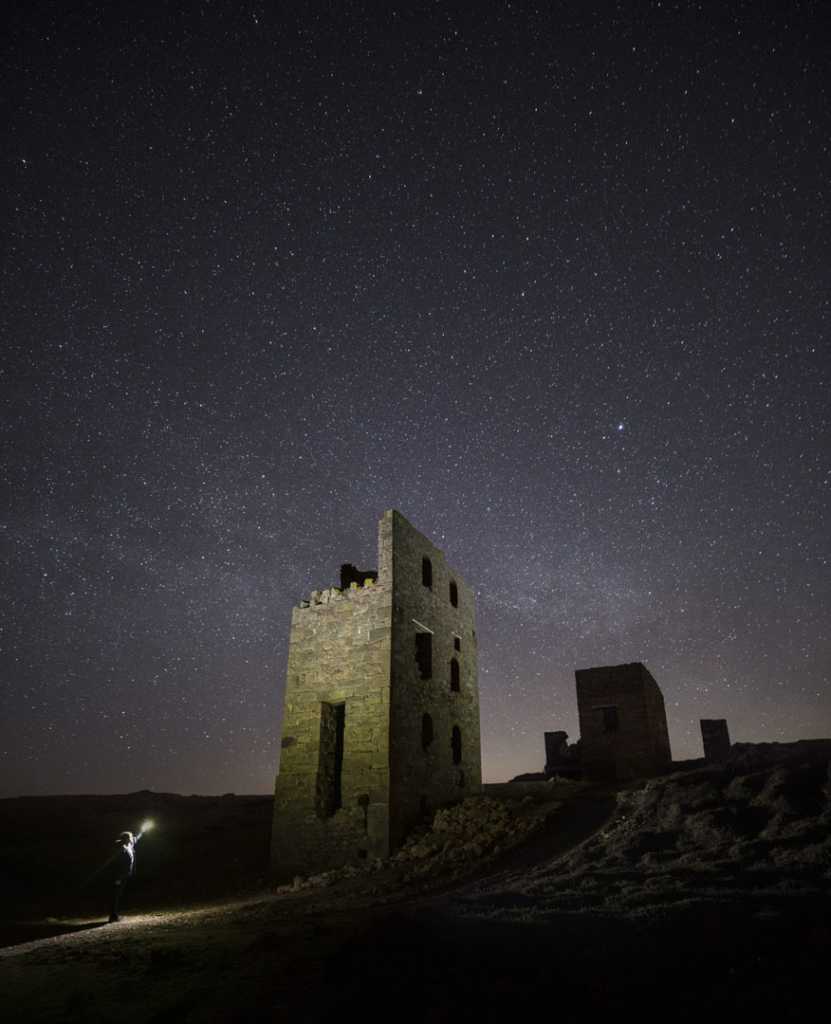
[270,510,481,876]
[575,662,671,781]
[387,511,482,848]
[270,530,393,877]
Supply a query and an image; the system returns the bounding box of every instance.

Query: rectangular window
[599,706,619,734]
[415,631,433,680]
[422,557,433,588]
[316,702,345,818]
[453,635,461,652]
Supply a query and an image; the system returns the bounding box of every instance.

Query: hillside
[2,741,828,1021]
[456,740,831,920]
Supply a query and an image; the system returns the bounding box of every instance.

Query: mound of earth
[453,740,831,920]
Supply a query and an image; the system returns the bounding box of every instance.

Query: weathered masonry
[575,662,671,781]
[270,510,481,877]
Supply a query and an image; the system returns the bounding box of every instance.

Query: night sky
[3,1,829,796]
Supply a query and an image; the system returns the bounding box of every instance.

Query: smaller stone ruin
[700,718,731,762]
[575,662,672,781]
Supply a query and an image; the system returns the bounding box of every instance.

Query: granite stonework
[270,510,481,877]
[575,662,671,781]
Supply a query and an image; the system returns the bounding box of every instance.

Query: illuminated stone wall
[270,511,481,877]
[575,662,671,781]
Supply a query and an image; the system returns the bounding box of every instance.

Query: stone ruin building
[270,510,481,877]
[543,730,581,778]
[575,662,672,781]
[544,730,570,774]
[700,718,731,762]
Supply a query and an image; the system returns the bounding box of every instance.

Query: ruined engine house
[270,510,481,876]
[576,661,672,781]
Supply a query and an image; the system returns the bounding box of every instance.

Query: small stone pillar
[700,719,731,762]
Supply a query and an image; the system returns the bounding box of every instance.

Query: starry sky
[3,1,829,796]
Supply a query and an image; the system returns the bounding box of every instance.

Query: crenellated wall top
[297,577,382,610]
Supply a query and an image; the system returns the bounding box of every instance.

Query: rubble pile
[392,796,547,879]
[286,795,556,892]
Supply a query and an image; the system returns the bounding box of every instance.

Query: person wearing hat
[108,826,146,923]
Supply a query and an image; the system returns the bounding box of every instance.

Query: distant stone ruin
[543,730,581,778]
[270,510,482,877]
[700,718,731,762]
[575,662,672,781]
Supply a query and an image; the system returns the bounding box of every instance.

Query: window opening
[315,702,345,818]
[451,725,462,765]
[449,580,458,607]
[421,713,434,750]
[450,658,460,692]
[422,557,433,589]
[453,635,461,652]
[599,706,619,734]
[415,632,433,680]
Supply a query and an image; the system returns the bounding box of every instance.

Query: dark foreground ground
[2,742,829,1022]
[2,881,827,1023]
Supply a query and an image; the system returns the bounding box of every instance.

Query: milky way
[3,2,829,794]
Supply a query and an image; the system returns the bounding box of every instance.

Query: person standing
[108,827,145,923]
